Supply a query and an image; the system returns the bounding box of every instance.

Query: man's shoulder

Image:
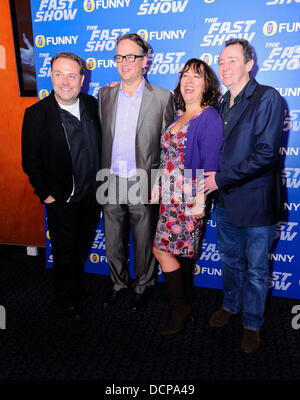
[147,82,172,96]
[251,84,284,115]
[255,83,278,94]
[98,84,119,104]
[80,92,97,106]
[25,92,55,114]
[249,80,281,101]
[99,83,119,94]
[80,92,97,100]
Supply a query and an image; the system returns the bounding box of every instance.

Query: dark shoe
[161,305,194,335]
[129,292,148,313]
[61,303,81,321]
[209,308,231,327]
[101,288,128,308]
[241,329,260,353]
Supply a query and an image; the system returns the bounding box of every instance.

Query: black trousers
[45,201,99,305]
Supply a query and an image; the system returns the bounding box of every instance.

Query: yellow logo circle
[35,35,45,48]
[90,253,100,263]
[193,264,200,275]
[86,58,96,70]
[200,53,213,65]
[137,29,149,42]
[263,21,278,36]
[39,89,49,99]
[83,0,95,12]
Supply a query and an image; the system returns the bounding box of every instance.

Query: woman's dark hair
[174,58,221,112]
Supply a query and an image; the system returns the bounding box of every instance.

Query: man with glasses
[98,33,175,312]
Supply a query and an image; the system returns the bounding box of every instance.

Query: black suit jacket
[22,91,100,203]
[215,79,284,227]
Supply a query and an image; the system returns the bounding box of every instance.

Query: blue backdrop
[30,0,300,299]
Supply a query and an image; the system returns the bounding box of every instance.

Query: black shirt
[221,80,250,135]
[59,100,100,204]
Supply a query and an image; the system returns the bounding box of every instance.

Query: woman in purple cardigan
[152,58,223,335]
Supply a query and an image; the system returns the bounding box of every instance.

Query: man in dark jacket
[22,52,101,321]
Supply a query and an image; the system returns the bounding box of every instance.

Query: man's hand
[204,171,218,195]
[106,81,119,87]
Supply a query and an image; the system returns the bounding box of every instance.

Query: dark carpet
[0,244,299,387]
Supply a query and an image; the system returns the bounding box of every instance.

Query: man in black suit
[22,52,101,321]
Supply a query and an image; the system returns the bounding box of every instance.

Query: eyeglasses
[114,54,145,63]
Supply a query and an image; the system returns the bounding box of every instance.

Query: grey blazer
[98,80,175,202]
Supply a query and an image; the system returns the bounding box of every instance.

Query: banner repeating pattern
[30,0,300,299]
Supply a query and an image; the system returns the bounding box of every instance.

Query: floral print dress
[153,113,203,259]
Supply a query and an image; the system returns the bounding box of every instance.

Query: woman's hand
[186,203,205,223]
[150,186,161,204]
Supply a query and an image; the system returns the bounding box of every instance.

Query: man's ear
[80,74,85,87]
[142,56,148,69]
[246,59,254,73]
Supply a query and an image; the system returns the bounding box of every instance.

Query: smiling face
[116,39,147,86]
[180,66,205,108]
[218,43,254,95]
[50,57,84,105]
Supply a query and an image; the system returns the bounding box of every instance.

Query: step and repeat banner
[30,0,300,299]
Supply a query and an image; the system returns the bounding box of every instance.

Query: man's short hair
[116,33,149,56]
[50,52,85,75]
[225,38,253,63]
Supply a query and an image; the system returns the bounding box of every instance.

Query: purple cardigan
[155,107,223,190]
[173,106,223,175]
